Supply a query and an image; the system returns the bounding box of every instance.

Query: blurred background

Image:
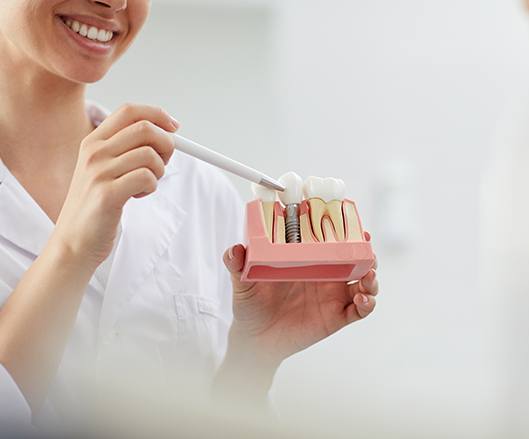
[88,0,529,437]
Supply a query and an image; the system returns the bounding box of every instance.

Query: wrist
[213,325,281,403]
[226,323,282,372]
[45,233,97,279]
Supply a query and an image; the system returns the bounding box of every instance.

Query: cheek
[113,1,149,59]
[0,3,46,58]
[127,0,150,39]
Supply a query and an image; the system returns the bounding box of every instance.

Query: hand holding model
[216,172,379,402]
[52,104,178,269]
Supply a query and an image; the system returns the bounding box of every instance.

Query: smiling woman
[0,0,378,436]
[0,0,143,83]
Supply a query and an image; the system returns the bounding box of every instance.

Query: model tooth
[303,176,324,200]
[326,178,346,241]
[252,182,277,202]
[322,217,337,242]
[326,201,345,241]
[303,176,347,242]
[252,183,276,242]
[278,172,304,206]
[329,178,346,201]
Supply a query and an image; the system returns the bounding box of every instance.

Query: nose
[90,0,127,12]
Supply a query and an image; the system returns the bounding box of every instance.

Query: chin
[56,63,111,84]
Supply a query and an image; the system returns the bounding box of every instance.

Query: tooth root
[308,198,326,242]
[260,202,275,243]
[273,203,286,244]
[322,217,337,242]
[326,200,345,241]
[343,201,363,241]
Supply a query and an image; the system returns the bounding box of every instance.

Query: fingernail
[228,246,235,260]
[170,116,180,131]
[361,294,369,305]
[358,280,367,294]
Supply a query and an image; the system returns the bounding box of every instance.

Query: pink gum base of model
[241,199,375,282]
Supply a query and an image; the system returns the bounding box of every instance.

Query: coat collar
[0,101,187,310]
[0,160,54,257]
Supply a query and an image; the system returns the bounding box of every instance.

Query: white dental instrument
[172,134,285,192]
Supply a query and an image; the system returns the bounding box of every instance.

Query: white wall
[88,2,281,199]
[273,1,529,437]
[88,0,529,437]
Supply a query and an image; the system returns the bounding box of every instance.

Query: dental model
[241,172,375,282]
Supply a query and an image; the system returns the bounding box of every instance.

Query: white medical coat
[0,102,245,426]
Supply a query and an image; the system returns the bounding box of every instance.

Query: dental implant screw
[285,204,302,243]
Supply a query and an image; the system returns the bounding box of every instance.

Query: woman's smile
[55,13,120,56]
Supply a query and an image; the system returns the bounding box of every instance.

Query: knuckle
[119,102,136,116]
[154,105,166,118]
[135,120,154,135]
[85,143,106,166]
[80,138,91,150]
[143,146,158,163]
[141,171,158,193]
[138,167,154,183]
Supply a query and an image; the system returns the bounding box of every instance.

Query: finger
[104,146,166,181]
[111,167,158,204]
[345,293,376,323]
[105,120,175,165]
[89,103,179,141]
[348,269,378,297]
[222,244,256,294]
[372,254,378,270]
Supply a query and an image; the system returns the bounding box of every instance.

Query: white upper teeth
[278,172,304,206]
[64,18,113,43]
[251,183,277,203]
[303,176,346,202]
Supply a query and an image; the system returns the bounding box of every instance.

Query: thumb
[222,244,256,294]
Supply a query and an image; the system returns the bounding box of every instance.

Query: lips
[55,14,118,55]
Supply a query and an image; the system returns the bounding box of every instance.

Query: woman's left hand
[220,233,378,380]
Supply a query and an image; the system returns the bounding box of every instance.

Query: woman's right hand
[52,104,179,270]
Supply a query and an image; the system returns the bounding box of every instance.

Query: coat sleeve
[0,278,12,306]
[0,364,33,430]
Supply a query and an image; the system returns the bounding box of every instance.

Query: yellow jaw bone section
[258,199,363,244]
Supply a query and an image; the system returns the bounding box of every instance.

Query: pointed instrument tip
[259,177,286,192]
